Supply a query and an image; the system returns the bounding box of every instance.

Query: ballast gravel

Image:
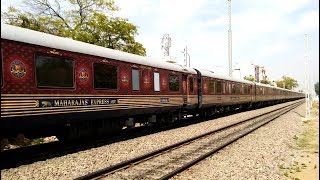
[1,100,306,179]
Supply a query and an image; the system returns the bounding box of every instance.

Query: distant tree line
[244,75,298,89]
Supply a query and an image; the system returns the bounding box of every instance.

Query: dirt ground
[282,101,319,180]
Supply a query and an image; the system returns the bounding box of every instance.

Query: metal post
[183,46,191,67]
[187,53,190,67]
[304,34,311,118]
[185,46,187,66]
[228,0,233,77]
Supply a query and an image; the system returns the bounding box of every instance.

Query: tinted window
[232,84,236,94]
[216,81,222,94]
[189,77,194,93]
[209,80,215,94]
[94,63,117,89]
[169,74,179,91]
[222,82,226,93]
[132,69,140,91]
[154,72,160,92]
[1,51,2,86]
[236,84,241,94]
[36,55,74,88]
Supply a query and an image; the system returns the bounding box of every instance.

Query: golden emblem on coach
[10,60,26,78]
[79,68,89,82]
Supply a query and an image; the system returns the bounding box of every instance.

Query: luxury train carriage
[1,24,304,140]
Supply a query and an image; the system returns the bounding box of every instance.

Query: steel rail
[75,99,304,180]
[159,101,303,180]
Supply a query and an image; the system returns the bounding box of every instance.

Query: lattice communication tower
[161,34,171,57]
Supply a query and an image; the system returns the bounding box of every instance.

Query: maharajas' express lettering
[54,99,89,107]
[52,98,118,107]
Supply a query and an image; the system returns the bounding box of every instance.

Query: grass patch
[31,138,45,145]
[295,120,319,150]
[279,164,286,169]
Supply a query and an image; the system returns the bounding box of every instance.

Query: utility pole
[182,46,190,67]
[228,0,233,77]
[304,34,311,119]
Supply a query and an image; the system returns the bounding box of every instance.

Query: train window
[154,72,160,92]
[189,77,194,93]
[169,74,179,92]
[94,63,117,89]
[216,81,222,94]
[36,55,74,88]
[209,80,215,94]
[132,69,140,91]
[232,84,236,94]
[1,51,2,86]
[222,82,226,94]
[237,84,241,94]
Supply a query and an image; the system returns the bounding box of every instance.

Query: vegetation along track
[75,100,304,180]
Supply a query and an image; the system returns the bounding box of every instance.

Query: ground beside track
[171,101,318,180]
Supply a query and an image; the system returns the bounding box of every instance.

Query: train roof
[255,82,302,93]
[198,69,254,85]
[1,23,197,75]
[200,70,302,93]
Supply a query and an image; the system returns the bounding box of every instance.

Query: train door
[182,74,188,106]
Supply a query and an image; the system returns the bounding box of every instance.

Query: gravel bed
[1,100,304,179]
[172,102,306,180]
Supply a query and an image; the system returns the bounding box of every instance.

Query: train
[1,24,304,140]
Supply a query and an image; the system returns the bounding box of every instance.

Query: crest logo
[161,79,167,86]
[79,68,88,82]
[143,76,150,85]
[121,75,129,84]
[10,60,26,78]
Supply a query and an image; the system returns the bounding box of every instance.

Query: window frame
[168,74,180,92]
[1,50,3,87]
[209,79,216,94]
[189,76,194,94]
[35,54,75,89]
[131,68,140,91]
[216,80,223,94]
[93,62,118,90]
[154,71,160,92]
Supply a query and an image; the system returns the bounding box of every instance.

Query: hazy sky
[1,0,319,92]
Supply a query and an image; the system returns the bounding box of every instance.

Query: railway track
[75,99,304,180]
[1,100,301,170]
[0,107,231,170]
[0,99,249,170]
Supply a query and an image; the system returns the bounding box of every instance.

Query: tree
[260,79,271,85]
[275,76,298,89]
[1,0,146,56]
[315,82,319,97]
[244,75,255,82]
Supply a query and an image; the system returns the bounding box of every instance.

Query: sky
[1,0,319,93]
